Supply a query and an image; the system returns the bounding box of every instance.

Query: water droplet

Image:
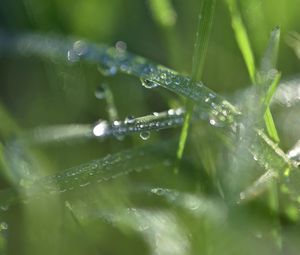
[209,119,217,126]
[140,131,150,140]
[113,120,121,126]
[141,78,159,89]
[73,40,88,56]
[175,108,184,115]
[67,49,79,63]
[168,109,175,115]
[125,115,135,124]
[93,120,109,137]
[95,86,106,99]
[115,41,127,52]
[97,64,117,76]
[151,188,165,196]
[160,73,167,79]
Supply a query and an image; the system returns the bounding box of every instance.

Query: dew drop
[160,73,167,79]
[95,85,106,99]
[168,109,175,116]
[209,119,217,126]
[115,41,127,52]
[97,64,118,76]
[113,120,121,126]
[93,120,109,137]
[140,131,150,140]
[125,115,135,124]
[67,49,79,63]
[141,78,159,89]
[73,40,88,56]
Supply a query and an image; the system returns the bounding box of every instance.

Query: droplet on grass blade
[73,40,88,56]
[140,131,150,140]
[125,115,135,124]
[97,63,118,76]
[140,78,159,89]
[67,49,79,63]
[93,120,109,137]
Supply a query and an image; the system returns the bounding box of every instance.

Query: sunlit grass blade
[226,0,256,83]
[176,0,216,173]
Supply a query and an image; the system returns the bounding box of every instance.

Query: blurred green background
[0,0,300,254]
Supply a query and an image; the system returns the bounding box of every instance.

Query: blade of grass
[0,141,176,207]
[226,0,256,83]
[0,33,240,126]
[175,0,216,173]
[259,27,281,143]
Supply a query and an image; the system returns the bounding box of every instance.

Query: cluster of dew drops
[66,39,237,142]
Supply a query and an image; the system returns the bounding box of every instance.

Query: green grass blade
[259,27,281,143]
[226,0,256,83]
[148,0,177,27]
[176,0,216,173]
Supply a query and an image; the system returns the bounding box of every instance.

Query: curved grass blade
[226,0,256,83]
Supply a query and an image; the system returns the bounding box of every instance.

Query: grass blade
[226,0,256,83]
[176,0,216,173]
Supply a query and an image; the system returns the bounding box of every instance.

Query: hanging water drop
[140,131,150,140]
[140,78,159,89]
[95,85,106,99]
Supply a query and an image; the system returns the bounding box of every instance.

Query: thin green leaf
[226,0,256,83]
[176,0,216,173]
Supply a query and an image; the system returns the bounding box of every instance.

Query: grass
[0,1,300,255]
[176,0,216,174]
